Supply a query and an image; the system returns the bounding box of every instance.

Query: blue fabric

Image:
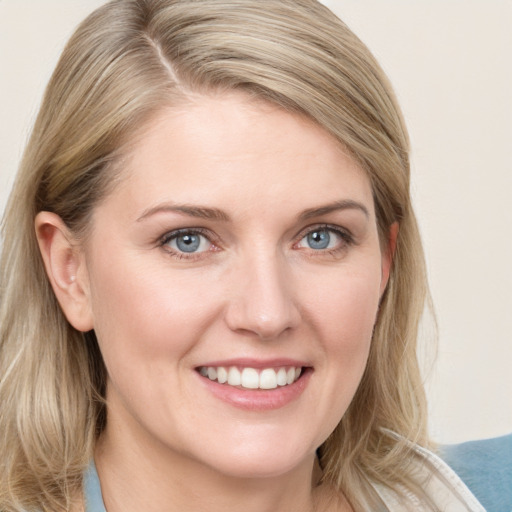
[84,461,106,512]
[440,433,512,512]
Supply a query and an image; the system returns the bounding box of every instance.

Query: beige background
[1,0,511,444]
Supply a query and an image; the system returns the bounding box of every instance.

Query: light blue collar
[84,460,106,512]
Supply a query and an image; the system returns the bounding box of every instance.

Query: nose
[224,253,301,340]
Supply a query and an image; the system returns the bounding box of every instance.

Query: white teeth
[199,365,303,390]
[259,368,278,390]
[276,368,288,386]
[241,368,259,389]
[227,366,241,386]
[217,366,228,384]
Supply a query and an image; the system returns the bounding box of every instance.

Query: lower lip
[197,369,312,411]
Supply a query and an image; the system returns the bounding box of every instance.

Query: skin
[36,92,395,512]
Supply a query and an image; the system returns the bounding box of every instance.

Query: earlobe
[35,212,94,332]
[380,221,399,296]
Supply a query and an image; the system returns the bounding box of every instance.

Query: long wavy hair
[0,1,430,510]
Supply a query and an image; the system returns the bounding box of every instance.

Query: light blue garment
[84,461,106,512]
[440,433,512,512]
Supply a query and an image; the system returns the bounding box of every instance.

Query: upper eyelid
[160,227,213,243]
[295,223,353,241]
[159,228,217,258]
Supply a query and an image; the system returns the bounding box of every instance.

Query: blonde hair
[0,0,430,510]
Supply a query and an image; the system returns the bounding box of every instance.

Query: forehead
[103,92,374,221]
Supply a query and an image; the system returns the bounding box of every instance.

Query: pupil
[177,234,200,252]
[308,230,330,250]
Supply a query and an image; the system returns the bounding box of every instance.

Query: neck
[96,436,317,512]
[94,423,350,512]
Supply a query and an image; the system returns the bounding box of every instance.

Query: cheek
[299,264,382,427]
[329,275,381,376]
[86,258,225,435]
[303,262,382,347]
[86,253,220,371]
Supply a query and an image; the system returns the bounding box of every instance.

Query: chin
[191,430,318,480]
[208,454,310,480]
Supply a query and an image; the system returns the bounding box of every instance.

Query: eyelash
[294,224,355,256]
[158,224,355,260]
[159,228,218,260]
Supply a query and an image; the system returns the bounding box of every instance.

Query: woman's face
[80,93,392,478]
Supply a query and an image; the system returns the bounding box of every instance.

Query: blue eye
[297,228,345,251]
[307,230,331,250]
[164,231,211,254]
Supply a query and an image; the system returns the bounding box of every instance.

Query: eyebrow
[298,200,370,221]
[136,199,369,223]
[137,203,231,222]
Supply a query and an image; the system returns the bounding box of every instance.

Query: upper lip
[196,358,311,369]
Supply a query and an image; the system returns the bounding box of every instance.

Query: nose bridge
[225,247,300,339]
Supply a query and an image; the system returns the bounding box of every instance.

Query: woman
[0,1,484,511]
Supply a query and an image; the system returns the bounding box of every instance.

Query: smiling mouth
[197,366,303,390]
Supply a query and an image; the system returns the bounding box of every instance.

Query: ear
[380,221,399,296]
[35,211,94,332]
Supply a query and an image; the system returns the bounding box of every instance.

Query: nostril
[224,302,300,341]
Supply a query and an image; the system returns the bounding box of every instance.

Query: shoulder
[372,432,486,512]
[440,433,512,512]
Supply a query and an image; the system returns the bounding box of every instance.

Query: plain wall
[1,0,511,444]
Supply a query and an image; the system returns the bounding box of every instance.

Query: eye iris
[176,234,201,253]
[307,230,330,250]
